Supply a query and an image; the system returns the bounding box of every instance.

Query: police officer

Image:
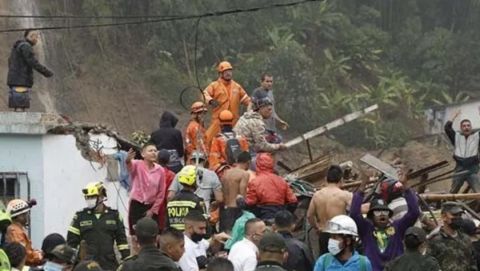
[167,166,205,230]
[67,182,129,271]
[428,201,477,271]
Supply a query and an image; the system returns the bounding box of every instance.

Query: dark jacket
[118,245,181,271]
[255,261,287,271]
[167,190,205,230]
[278,231,314,271]
[7,40,53,88]
[150,111,184,158]
[67,206,129,271]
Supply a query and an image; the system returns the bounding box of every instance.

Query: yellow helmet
[82,182,106,197]
[178,165,197,186]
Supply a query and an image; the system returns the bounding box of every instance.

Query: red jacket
[246,153,297,206]
[158,167,176,230]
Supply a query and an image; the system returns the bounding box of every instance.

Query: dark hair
[207,257,234,271]
[4,242,26,268]
[274,210,295,229]
[185,210,207,223]
[137,233,157,246]
[160,227,184,241]
[404,235,422,250]
[327,165,343,183]
[237,151,252,163]
[261,73,273,82]
[24,29,35,38]
[245,218,263,235]
[460,119,472,126]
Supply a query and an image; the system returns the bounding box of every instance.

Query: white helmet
[325,215,358,237]
[6,199,30,218]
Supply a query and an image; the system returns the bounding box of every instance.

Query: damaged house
[0,112,133,247]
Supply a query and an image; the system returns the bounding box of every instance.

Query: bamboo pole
[420,193,480,201]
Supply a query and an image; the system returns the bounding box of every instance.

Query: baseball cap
[441,201,464,215]
[41,233,66,258]
[73,260,104,271]
[259,232,286,253]
[405,226,426,243]
[134,217,159,238]
[51,244,77,264]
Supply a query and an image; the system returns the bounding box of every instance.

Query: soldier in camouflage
[428,201,477,271]
[233,95,286,154]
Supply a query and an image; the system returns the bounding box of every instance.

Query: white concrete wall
[0,135,45,247]
[425,100,480,135]
[42,134,130,247]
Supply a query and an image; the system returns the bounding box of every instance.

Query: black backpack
[223,132,242,165]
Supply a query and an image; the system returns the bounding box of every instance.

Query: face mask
[450,217,463,230]
[328,238,343,256]
[86,198,97,209]
[191,232,206,243]
[44,261,64,271]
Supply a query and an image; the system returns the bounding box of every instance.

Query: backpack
[321,253,367,271]
[222,132,242,165]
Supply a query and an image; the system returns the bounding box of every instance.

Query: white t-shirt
[177,234,210,271]
[228,238,258,271]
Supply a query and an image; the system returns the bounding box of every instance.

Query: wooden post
[306,139,313,162]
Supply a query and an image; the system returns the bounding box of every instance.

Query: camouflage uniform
[428,227,477,271]
[385,251,440,271]
[233,111,281,152]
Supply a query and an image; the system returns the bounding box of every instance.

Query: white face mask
[328,238,343,256]
[44,261,64,271]
[85,198,97,209]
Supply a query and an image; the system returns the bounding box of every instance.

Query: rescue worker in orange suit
[209,109,249,171]
[185,101,208,164]
[243,153,297,222]
[5,198,43,266]
[203,61,252,147]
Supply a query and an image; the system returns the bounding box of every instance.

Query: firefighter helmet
[178,165,197,186]
[82,182,107,197]
[217,61,233,72]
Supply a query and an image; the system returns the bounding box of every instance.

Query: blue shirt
[314,251,372,271]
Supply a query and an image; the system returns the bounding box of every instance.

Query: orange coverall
[6,222,43,266]
[203,78,251,146]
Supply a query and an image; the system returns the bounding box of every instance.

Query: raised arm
[444,109,460,144]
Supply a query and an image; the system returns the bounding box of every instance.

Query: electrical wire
[0,0,320,33]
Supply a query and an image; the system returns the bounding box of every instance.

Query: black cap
[367,198,393,217]
[41,233,66,256]
[259,232,286,252]
[441,201,464,215]
[135,217,159,238]
[405,226,426,243]
[73,261,104,271]
[158,149,171,164]
[51,244,77,264]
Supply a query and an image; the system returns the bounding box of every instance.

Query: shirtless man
[307,165,352,256]
[220,151,251,233]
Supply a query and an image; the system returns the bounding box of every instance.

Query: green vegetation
[43,0,480,148]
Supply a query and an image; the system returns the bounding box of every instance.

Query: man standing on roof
[203,61,252,147]
[444,109,480,193]
[67,182,129,270]
[185,102,208,163]
[7,29,53,111]
[251,73,288,133]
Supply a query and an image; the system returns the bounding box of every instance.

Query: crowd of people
[4,29,480,271]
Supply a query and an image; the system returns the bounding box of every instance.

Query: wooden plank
[284,104,378,148]
[360,153,399,180]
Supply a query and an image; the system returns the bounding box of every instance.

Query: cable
[0,0,320,33]
[0,14,180,19]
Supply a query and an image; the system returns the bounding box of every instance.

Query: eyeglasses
[373,210,390,216]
